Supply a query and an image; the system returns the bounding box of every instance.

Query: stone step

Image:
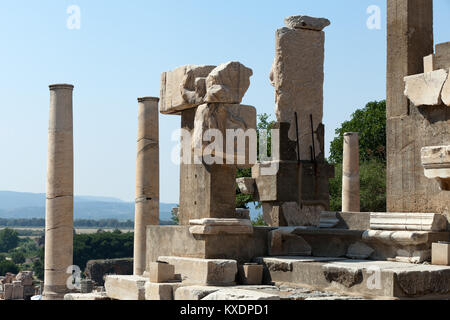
[255,256,450,299]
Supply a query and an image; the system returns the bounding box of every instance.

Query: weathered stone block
[64,292,109,301]
[174,286,222,301]
[189,218,253,235]
[105,275,148,300]
[85,258,133,286]
[442,75,450,106]
[422,145,450,191]
[149,262,175,284]
[236,177,255,195]
[432,242,450,266]
[158,256,238,286]
[423,54,435,73]
[204,62,253,104]
[404,69,448,106]
[240,264,264,285]
[370,212,448,232]
[268,228,312,256]
[160,65,216,114]
[284,15,330,31]
[144,282,181,301]
[202,288,280,300]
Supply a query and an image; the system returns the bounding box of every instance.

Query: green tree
[329,160,386,212]
[11,251,26,264]
[236,113,276,209]
[329,100,386,164]
[0,260,19,275]
[0,228,20,252]
[32,247,45,280]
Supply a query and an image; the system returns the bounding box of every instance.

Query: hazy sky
[1,1,449,203]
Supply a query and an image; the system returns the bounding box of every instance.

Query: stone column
[342,132,360,212]
[134,97,160,275]
[43,84,74,300]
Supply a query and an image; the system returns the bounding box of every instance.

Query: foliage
[0,218,135,229]
[236,113,276,209]
[73,231,134,271]
[329,159,386,212]
[0,228,20,252]
[11,251,26,264]
[0,260,19,275]
[329,100,386,164]
[32,248,44,280]
[171,206,180,225]
[252,213,268,227]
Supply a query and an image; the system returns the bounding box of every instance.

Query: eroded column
[342,132,360,212]
[43,84,74,300]
[134,97,160,275]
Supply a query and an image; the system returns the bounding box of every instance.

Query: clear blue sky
[1,1,449,203]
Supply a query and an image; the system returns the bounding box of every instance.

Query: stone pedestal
[43,84,74,300]
[342,133,360,212]
[134,97,160,276]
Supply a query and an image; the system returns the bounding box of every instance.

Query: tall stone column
[134,97,160,275]
[43,84,74,300]
[342,132,360,212]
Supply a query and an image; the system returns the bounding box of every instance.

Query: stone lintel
[370,212,448,232]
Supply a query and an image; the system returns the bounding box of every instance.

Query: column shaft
[342,132,360,212]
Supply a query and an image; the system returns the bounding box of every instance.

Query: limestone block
[144,282,181,301]
[268,228,312,256]
[105,275,148,300]
[423,54,435,73]
[241,264,263,285]
[346,242,374,260]
[160,65,216,114]
[284,15,330,31]
[442,75,450,106]
[236,177,255,195]
[270,27,325,158]
[422,145,450,191]
[205,62,253,103]
[192,103,257,166]
[64,292,109,300]
[12,281,24,300]
[3,284,13,300]
[370,212,448,232]
[174,286,222,301]
[319,211,339,229]
[254,161,299,202]
[202,288,280,301]
[158,256,238,286]
[189,218,253,235]
[16,271,33,286]
[435,41,450,70]
[363,230,434,246]
[432,242,450,266]
[149,262,175,283]
[404,69,448,106]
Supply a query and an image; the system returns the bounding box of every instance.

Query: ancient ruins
[2,0,446,302]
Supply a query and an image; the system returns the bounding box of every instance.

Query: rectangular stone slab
[157,256,238,286]
[435,41,450,70]
[104,275,148,301]
[370,212,448,231]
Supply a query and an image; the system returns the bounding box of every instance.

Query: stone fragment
[149,262,175,283]
[421,145,450,190]
[16,271,33,286]
[80,279,94,294]
[370,212,448,232]
[189,218,253,235]
[363,230,434,245]
[192,103,257,167]
[284,15,331,31]
[204,62,253,103]
[104,275,148,301]
[319,211,339,229]
[432,242,450,266]
[160,65,216,114]
[323,266,364,288]
[423,54,435,73]
[3,284,13,300]
[404,69,448,106]
[240,264,263,285]
[12,281,24,300]
[174,286,222,301]
[158,256,238,286]
[435,41,450,70]
[144,282,181,300]
[442,75,450,106]
[346,242,374,260]
[268,228,312,256]
[202,289,280,301]
[64,292,109,301]
[236,177,255,195]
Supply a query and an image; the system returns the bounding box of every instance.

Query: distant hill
[0,191,177,222]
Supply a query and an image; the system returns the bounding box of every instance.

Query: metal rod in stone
[295,112,301,162]
[310,114,316,162]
